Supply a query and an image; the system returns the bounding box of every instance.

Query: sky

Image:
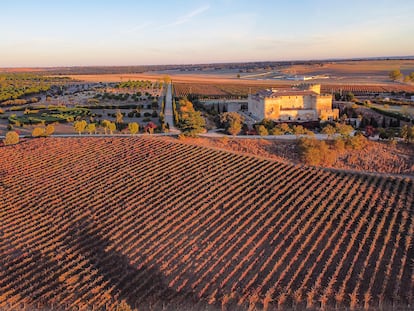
[1,0,413,67]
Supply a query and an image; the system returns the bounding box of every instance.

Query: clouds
[169,4,210,26]
[119,4,211,37]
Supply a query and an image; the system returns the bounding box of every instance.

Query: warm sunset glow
[1,0,413,66]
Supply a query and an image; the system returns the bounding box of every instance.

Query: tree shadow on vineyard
[66,217,212,310]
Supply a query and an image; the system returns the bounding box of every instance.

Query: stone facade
[248,84,339,122]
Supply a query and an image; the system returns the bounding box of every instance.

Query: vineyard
[173,82,414,98]
[173,83,292,98]
[1,137,413,310]
[321,84,414,95]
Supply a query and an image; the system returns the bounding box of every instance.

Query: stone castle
[248,84,339,122]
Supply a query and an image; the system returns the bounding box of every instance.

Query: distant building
[248,84,339,122]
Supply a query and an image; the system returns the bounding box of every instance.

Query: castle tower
[299,83,321,94]
[308,84,321,95]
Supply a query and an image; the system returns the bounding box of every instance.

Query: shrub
[298,137,335,166]
[345,134,368,150]
[276,123,292,134]
[334,137,346,152]
[257,125,269,136]
[292,125,306,135]
[270,127,284,135]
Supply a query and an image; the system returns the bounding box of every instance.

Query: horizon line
[1,55,414,70]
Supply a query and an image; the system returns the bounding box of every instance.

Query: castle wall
[315,95,333,110]
[248,84,337,122]
[263,95,316,120]
[319,108,339,121]
[278,109,317,121]
[248,97,265,120]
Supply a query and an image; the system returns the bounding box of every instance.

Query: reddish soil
[173,137,414,176]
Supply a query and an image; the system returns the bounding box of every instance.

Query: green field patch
[8,107,91,125]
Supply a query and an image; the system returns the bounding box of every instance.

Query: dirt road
[164,83,179,133]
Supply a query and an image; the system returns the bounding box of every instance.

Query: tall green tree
[220,112,245,136]
[179,111,205,136]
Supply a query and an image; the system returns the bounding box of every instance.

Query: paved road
[164,83,180,134]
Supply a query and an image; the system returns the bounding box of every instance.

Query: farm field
[1,137,413,310]
[172,82,414,98]
[63,59,414,95]
[68,73,414,95]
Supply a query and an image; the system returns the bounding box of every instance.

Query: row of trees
[115,79,162,90]
[216,113,355,137]
[73,120,144,135]
[3,125,55,145]
[255,120,316,136]
[95,92,158,102]
[0,74,70,102]
[389,69,414,83]
[32,124,55,137]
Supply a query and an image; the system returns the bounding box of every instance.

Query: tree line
[389,69,414,82]
[0,73,70,102]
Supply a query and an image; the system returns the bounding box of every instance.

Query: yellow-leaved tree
[4,131,19,145]
[86,123,96,135]
[128,122,139,135]
[108,122,116,135]
[32,127,45,137]
[74,120,87,135]
[44,124,55,136]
